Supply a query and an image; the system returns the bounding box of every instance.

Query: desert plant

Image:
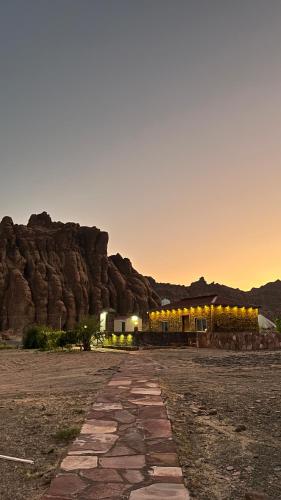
[76,315,101,351]
[45,329,65,350]
[57,330,79,348]
[54,426,80,443]
[23,325,48,349]
[23,326,67,350]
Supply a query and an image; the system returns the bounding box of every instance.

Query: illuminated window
[195,318,207,331]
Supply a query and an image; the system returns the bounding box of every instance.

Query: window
[121,321,126,333]
[161,321,169,332]
[195,318,207,331]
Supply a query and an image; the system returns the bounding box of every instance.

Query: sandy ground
[145,348,281,500]
[0,349,125,500]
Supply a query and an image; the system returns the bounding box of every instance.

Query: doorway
[182,315,190,332]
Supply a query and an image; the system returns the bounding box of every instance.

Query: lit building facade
[148,294,259,333]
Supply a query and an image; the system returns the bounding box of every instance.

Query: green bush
[45,329,64,350]
[57,330,79,348]
[54,426,80,443]
[23,325,48,349]
[23,326,66,350]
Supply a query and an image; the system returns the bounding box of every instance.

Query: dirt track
[0,349,125,500]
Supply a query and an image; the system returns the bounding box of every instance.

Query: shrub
[54,427,80,443]
[23,326,66,350]
[45,329,64,350]
[23,325,48,349]
[57,330,79,348]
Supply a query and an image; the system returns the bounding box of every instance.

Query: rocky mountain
[0,212,160,334]
[148,276,281,321]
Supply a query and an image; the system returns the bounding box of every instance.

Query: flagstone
[81,419,117,434]
[141,419,172,438]
[105,444,136,456]
[146,452,179,466]
[47,474,87,497]
[70,434,118,454]
[129,483,190,499]
[114,409,136,423]
[146,438,177,454]
[130,388,161,396]
[99,454,146,469]
[82,482,129,499]
[139,406,167,419]
[149,466,183,478]
[60,455,98,471]
[108,378,132,386]
[122,469,145,484]
[92,402,122,411]
[80,468,123,482]
[128,397,164,406]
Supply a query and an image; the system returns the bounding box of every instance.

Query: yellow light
[131,315,138,321]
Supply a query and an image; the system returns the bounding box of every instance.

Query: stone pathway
[43,356,190,499]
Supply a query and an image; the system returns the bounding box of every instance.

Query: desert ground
[0,349,126,500]
[0,348,280,499]
[144,348,281,500]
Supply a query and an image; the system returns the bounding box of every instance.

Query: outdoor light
[131,315,138,322]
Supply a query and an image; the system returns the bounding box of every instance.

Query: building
[114,315,142,333]
[100,309,142,333]
[148,294,259,333]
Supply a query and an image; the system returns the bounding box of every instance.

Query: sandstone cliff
[0,212,160,334]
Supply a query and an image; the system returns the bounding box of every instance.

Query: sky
[0,0,281,291]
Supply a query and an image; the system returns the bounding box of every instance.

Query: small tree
[76,315,101,351]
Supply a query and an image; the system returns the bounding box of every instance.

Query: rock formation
[0,213,160,334]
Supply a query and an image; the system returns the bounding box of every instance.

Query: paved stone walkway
[43,356,190,499]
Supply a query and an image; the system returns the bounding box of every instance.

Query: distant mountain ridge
[147,276,281,321]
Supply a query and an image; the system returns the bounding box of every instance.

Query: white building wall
[100,311,107,332]
[114,315,142,332]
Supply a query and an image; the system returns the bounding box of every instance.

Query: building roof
[149,294,260,312]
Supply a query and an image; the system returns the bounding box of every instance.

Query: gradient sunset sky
[1,1,281,290]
